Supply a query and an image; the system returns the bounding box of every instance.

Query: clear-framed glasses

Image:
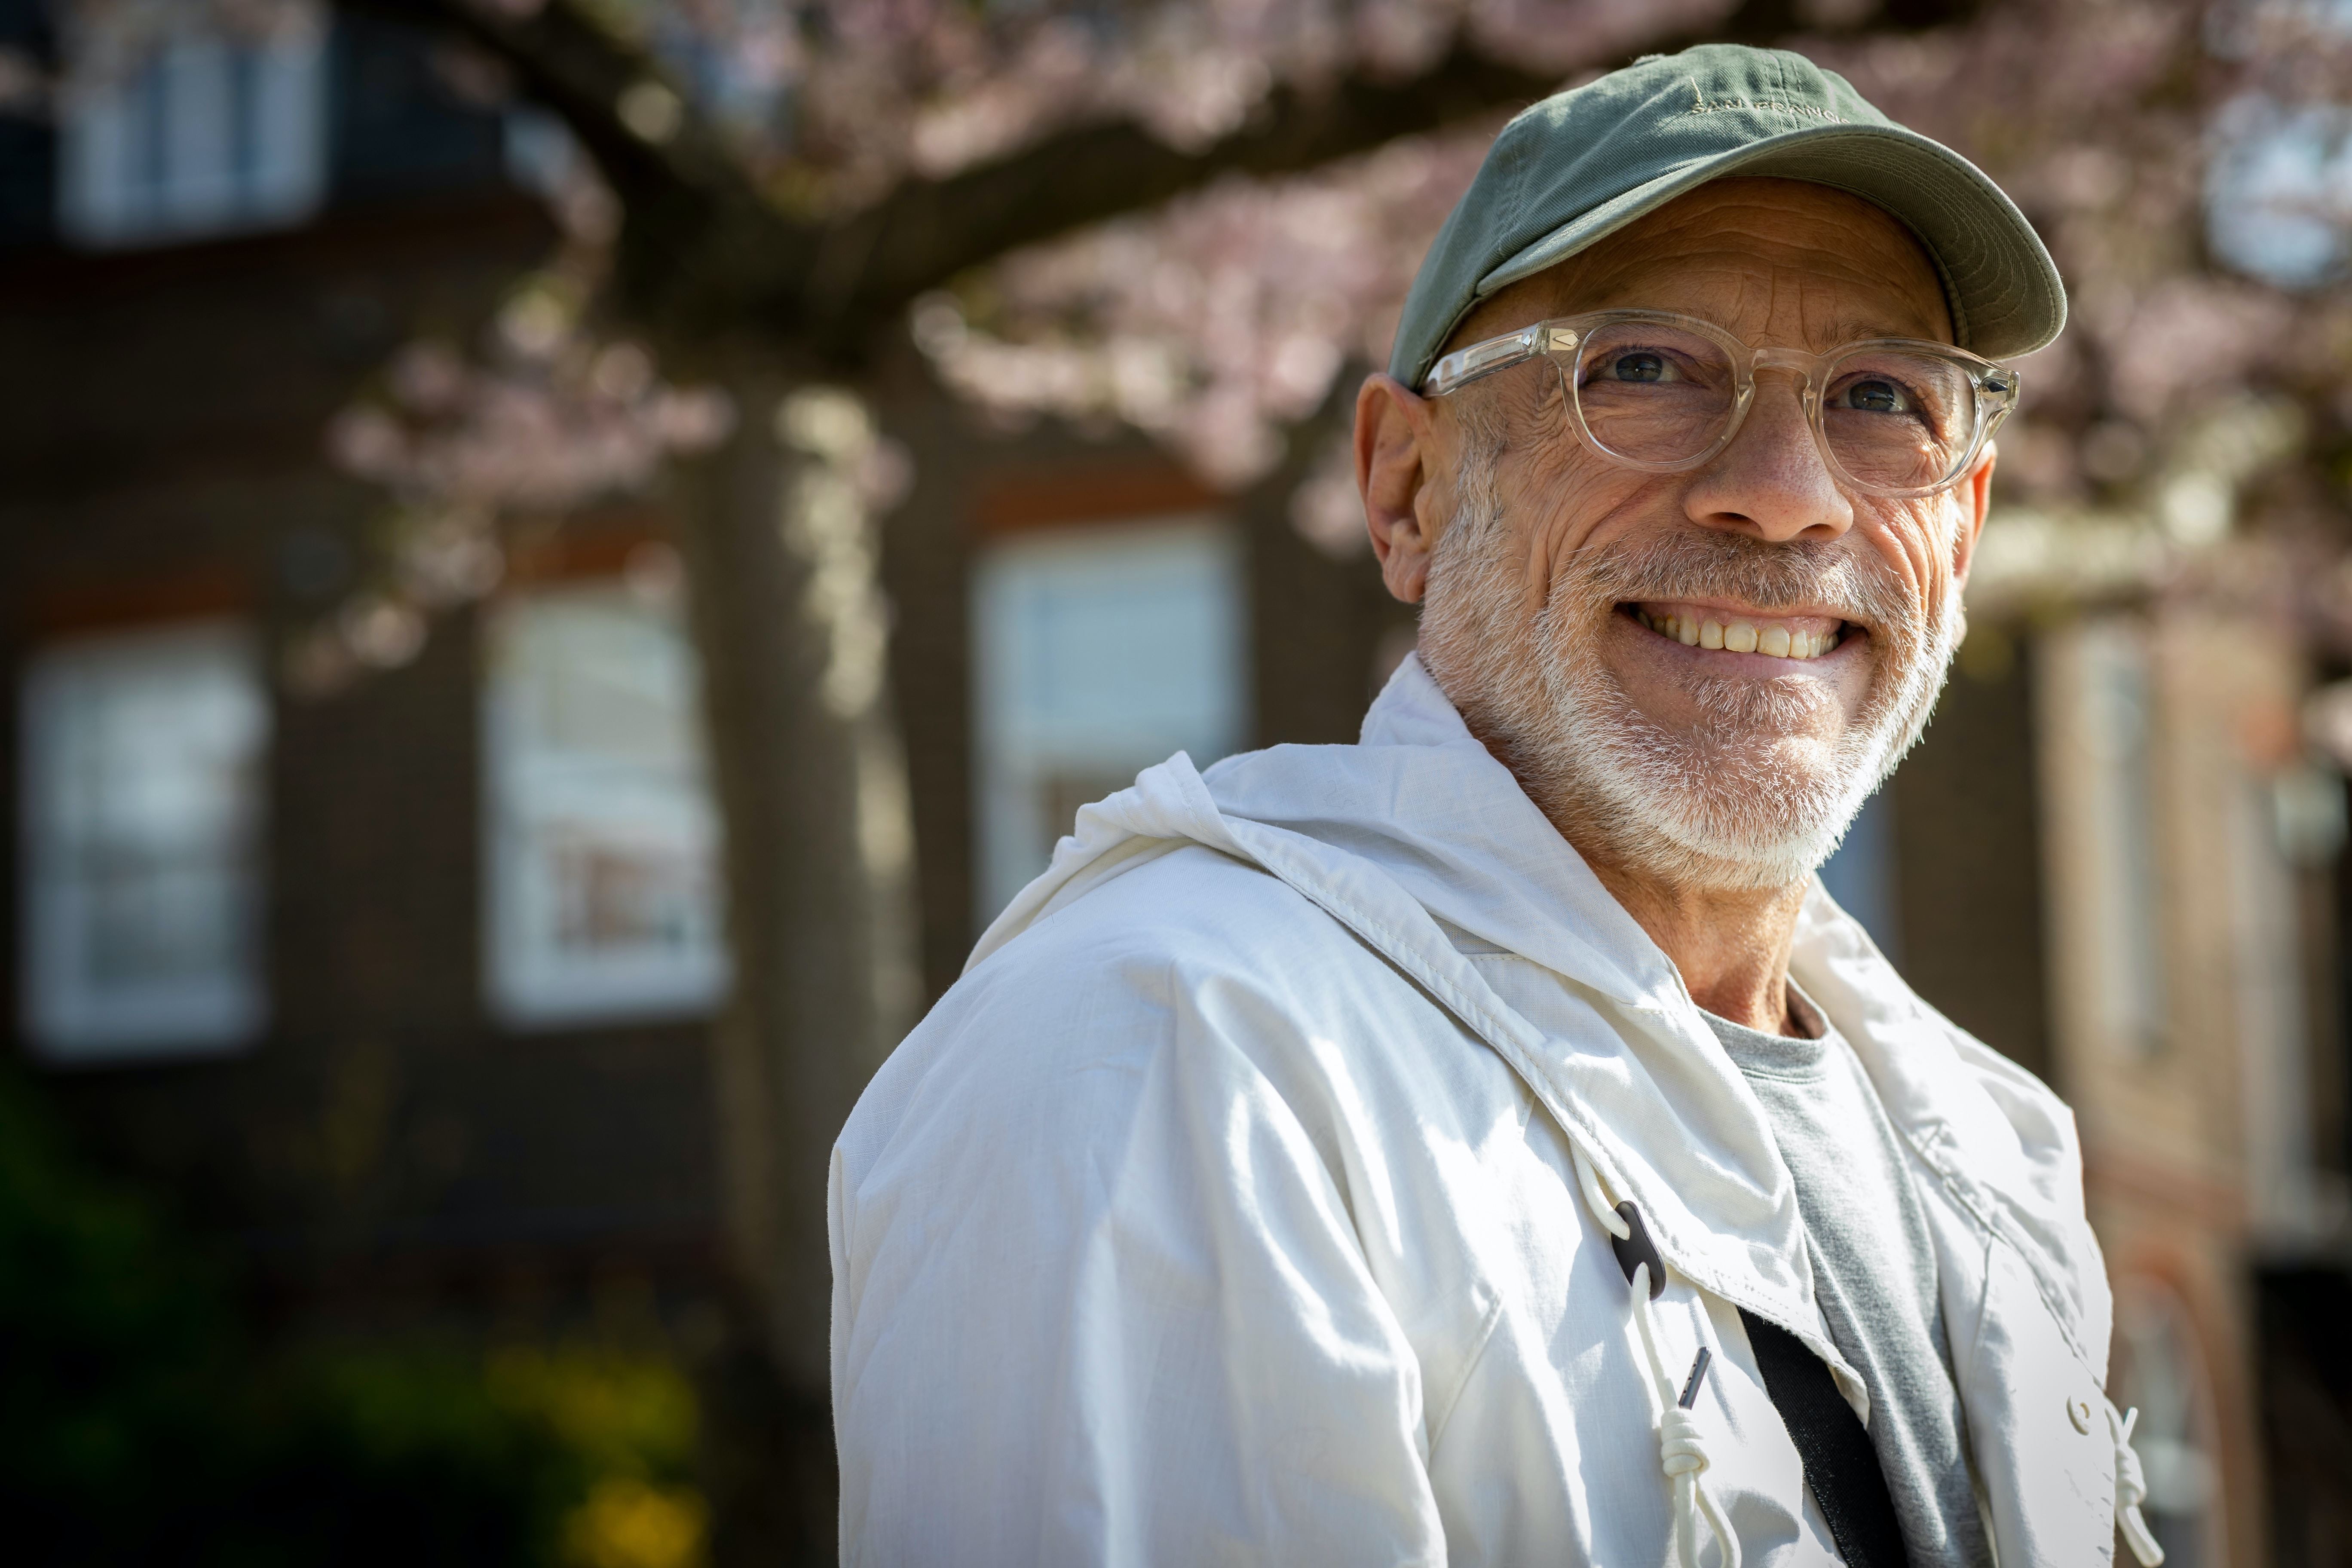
[1421,310,2020,499]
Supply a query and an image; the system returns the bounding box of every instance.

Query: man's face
[1376,178,1992,890]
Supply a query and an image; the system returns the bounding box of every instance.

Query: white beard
[1417,442,1962,892]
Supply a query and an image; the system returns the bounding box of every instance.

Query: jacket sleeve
[830,947,1446,1567]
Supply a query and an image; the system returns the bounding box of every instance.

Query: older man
[832,44,2161,1568]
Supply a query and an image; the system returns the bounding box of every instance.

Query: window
[58,4,328,249]
[482,575,727,1027]
[19,619,270,1061]
[971,517,1248,919]
[2110,1279,2225,1568]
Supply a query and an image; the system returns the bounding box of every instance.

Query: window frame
[18,615,272,1064]
[479,569,729,1031]
[56,5,330,250]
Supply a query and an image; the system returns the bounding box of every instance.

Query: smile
[1625,600,1854,662]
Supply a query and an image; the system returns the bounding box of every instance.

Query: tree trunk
[672,350,918,1386]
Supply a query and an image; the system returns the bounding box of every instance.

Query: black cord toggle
[1611,1200,1666,1300]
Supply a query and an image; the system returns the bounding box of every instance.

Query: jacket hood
[969,653,2109,1380]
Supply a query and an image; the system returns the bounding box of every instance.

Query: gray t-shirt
[1704,989,1991,1568]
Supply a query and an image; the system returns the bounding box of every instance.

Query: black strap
[1740,1309,1911,1568]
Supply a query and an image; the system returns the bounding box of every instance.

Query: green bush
[0,1069,704,1568]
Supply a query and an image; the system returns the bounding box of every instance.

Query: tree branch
[775,45,1567,353]
[376,0,1981,358]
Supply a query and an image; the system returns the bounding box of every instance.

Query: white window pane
[20,620,271,1061]
[57,74,137,240]
[245,28,331,220]
[484,578,729,1027]
[972,517,1248,919]
[2075,619,2167,1057]
[159,35,238,231]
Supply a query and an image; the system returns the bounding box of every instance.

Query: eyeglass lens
[1567,321,1981,493]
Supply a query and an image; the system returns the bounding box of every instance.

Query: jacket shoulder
[1923,998,2084,1182]
[974,840,1363,985]
[836,843,1409,1181]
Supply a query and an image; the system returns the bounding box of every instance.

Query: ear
[1355,372,1447,604]
[1948,439,1997,594]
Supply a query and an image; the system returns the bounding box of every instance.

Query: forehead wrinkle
[1779,261,1949,348]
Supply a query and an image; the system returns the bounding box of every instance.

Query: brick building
[0,3,732,1326]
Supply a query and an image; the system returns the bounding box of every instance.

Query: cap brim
[1476,122,2064,361]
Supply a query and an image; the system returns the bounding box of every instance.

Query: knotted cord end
[1659,1405,1710,1478]
[2113,1405,2165,1567]
[1625,1268,1740,1568]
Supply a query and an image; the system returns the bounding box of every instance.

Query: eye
[1608,352,1675,384]
[1835,376,1912,414]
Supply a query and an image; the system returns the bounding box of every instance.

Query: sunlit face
[1412,178,1990,890]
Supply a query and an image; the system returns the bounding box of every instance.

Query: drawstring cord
[1574,1147,1741,1568]
[1575,1143,1629,1242]
[2112,1405,2165,1566]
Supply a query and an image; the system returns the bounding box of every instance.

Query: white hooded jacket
[830,655,2160,1566]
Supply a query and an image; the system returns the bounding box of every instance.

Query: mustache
[1572,529,1914,637]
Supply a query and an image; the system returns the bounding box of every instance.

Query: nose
[1681,372,1854,543]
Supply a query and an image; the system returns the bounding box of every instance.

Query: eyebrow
[1814,312,1943,346]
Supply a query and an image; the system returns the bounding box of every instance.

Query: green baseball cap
[1388,43,2065,388]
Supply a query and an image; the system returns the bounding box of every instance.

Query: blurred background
[4,0,2352,1562]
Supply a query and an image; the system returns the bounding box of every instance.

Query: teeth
[1644,608,1845,661]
